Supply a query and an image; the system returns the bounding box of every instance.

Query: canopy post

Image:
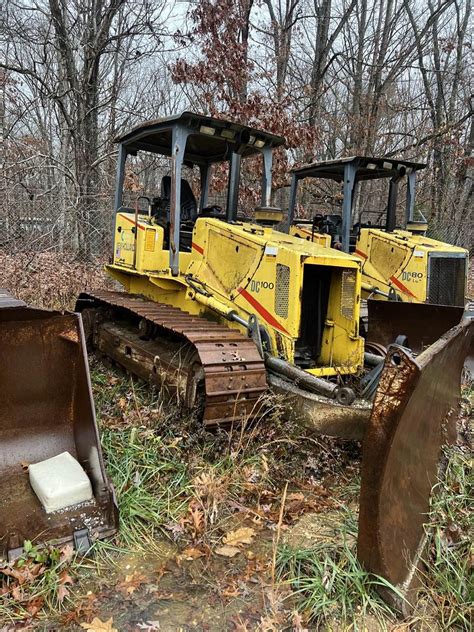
[261,146,273,207]
[342,163,356,252]
[169,125,190,276]
[285,173,299,233]
[405,171,416,224]
[114,144,127,213]
[226,152,241,222]
[386,178,399,232]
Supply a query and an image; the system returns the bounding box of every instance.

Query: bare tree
[2,0,171,258]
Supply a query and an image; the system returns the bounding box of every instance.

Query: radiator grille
[275,264,290,318]
[341,269,356,319]
[428,256,466,306]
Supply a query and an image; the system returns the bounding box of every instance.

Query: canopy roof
[292,156,426,181]
[115,111,285,165]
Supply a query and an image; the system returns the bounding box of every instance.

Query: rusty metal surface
[0,300,118,561]
[76,290,267,427]
[268,374,371,439]
[358,314,473,609]
[367,299,464,353]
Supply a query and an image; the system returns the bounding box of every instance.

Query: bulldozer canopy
[114,111,285,164]
[291,156,426,182]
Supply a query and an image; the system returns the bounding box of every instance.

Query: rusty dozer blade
[358,308,473,612]
[367,298,465,353]
[0,291,118,561]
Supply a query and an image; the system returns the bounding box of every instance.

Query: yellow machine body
[290,225,332,248]
[288,157,468,306]
[109,212,364,377]
[290,224,468,305]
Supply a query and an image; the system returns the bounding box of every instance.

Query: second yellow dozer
[75,112,473,609]
[286,156,468,306]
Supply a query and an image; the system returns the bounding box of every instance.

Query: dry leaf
[215,545,240,558]
[0,566,28,584]
[292,610,308,631]
[179,547,205,560]
[0,562,45,585]
[25,596,44,617]
[60,544,75,563]
[222,527,255,547]
[11,585,22,601]
[57,570,74,603]
[251,514,263,526]
[57,583,70,603]
[117,570,147,595]
[258,616,279,631]
[80,617,118,632]
[188,501,205,535]
[124,170,141,192]
[222,580,240,597]
[286,492,305,502]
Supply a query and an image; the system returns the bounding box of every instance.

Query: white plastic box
[29,451,94,513]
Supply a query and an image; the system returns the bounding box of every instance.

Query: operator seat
[160,175,198,222]
[156,175,198,252]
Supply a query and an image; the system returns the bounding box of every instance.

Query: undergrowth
[0,250,109,309]
[101,427,190,545]
[421,445,473,630]
[0,541,79,623]
[276,379,473,630]
[276,507,400,628]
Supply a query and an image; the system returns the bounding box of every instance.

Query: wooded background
[1,0,472,261]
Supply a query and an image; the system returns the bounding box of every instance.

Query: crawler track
[76,291,267,427]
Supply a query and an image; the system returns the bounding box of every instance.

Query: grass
[101,427,190,545]
[276,445,473,630]
[90,363,194,550]
[87,362,293,563]
[276,380,473,630]
[421,445,473,630]
[276,508,400,629]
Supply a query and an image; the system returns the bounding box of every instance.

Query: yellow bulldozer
[69,112,473,609]
[77,112,365,426]
[286,156,468,305]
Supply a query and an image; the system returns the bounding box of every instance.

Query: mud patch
[74,535,279,631]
